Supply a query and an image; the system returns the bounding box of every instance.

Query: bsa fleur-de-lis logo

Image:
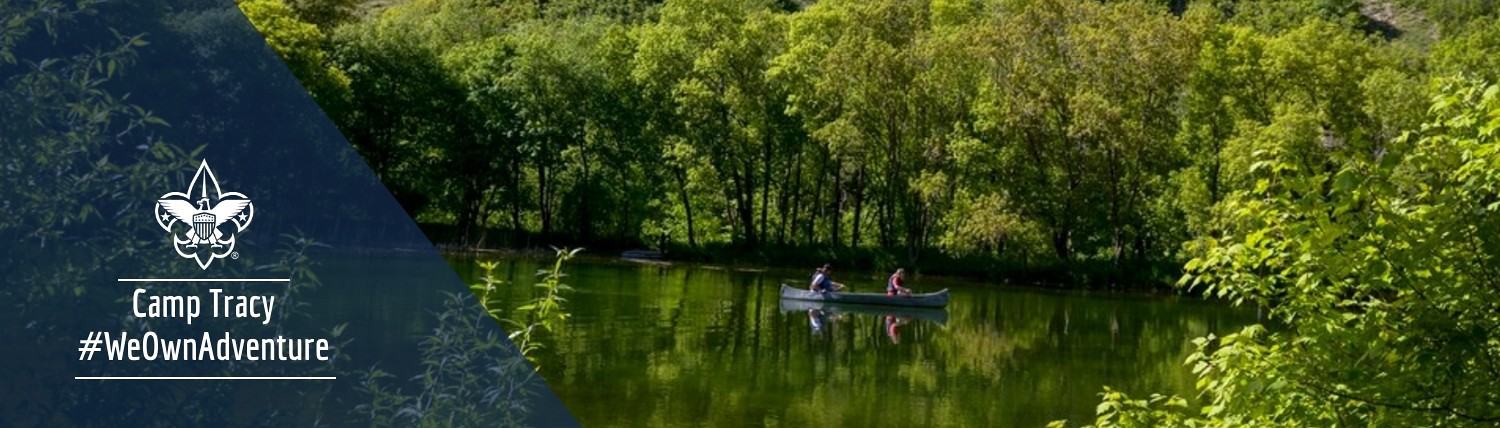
[155,160,254,269]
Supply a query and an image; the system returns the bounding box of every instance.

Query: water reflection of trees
[464,260,1255,427]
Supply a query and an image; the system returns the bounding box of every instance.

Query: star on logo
[154,160,254,269]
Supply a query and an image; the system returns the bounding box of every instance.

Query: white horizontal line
[75,376,335,380]
[117,278,290,282]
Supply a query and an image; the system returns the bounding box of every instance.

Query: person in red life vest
[886,268,912,297]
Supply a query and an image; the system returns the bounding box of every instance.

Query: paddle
[783,279,824,291]
[786,278,846,292]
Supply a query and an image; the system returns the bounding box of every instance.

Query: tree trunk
[739,163,757,246]
[760,133,772,245]
[675,166,697,248]
[779,148,800,246]
[851,164,866,248]
[538,160,551,236]
[1052,226,1071,261]
[577,142,594,240]
[804,149,823,245]
[1108,141,1124,267]
[831,157,842,247]
[457,177,482,246]
[510,155,522,242]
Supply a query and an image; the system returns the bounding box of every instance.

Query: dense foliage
[244,0,1500,277]
[237,0,1500,424]
[207,0,1380,275]
[1070,77,1500,428]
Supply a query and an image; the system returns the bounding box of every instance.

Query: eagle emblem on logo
[155,160,254,269]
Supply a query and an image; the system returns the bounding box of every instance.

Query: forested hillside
[243,0,1500,281]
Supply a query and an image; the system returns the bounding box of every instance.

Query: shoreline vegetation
[237,0,1500,425]
[423,224,1183,290]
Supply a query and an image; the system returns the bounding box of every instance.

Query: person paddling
[809,264,844,293]
[887,268,912,297]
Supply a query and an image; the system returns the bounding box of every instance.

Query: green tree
[327,0,531,240]
[633,0,788,247]
[239,0,352,114]
[284,0,359,29]
[969,0,1206,264]
[250,0,1500,289]
[1431,16,1500,84]
[1073,78,1500,427]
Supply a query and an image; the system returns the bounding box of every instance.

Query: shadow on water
[450,256,1257,427]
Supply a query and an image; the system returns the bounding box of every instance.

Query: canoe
[778,298,949,325]
[779,284,950,308]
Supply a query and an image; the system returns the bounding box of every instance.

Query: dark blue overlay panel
[0,0,576,425]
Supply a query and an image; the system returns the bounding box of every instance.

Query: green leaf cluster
[1073,77,1500,428]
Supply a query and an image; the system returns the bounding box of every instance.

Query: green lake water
[450,257,1256,427]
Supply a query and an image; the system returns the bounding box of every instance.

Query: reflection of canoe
[621,249,670,266]
[779,284,950,308]
[620,249,664,260]
[779,298,949,325]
